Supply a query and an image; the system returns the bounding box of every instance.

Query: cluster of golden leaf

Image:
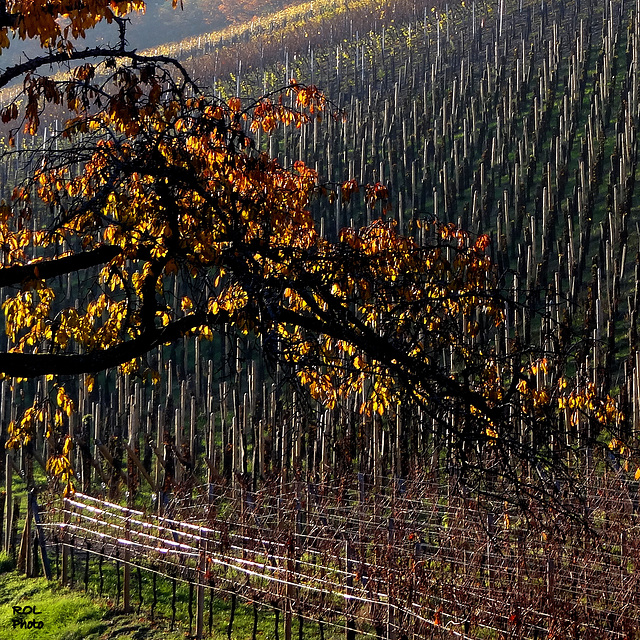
[0,73,334,479]
[278,220,505,418]
[46,436,75,496]
[0,0,145,50]
[6,385,74,451]
[5,77,327,356]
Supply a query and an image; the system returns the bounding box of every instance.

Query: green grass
[0,551,15,573]
[0,571,185,640]
[0,565,347,640]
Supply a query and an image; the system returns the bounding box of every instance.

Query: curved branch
[0,46,197,91]
[275,305,500,422]
[0,311,227,377]
[0,244,121,287]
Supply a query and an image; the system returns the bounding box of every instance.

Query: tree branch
[275,305,500,422]
[0,244,121,288]
[0,311,227,377]
[0,46,197,91]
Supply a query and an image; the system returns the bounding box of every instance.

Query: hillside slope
[157,0,639,402]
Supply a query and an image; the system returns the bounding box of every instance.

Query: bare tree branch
[0,244,121,287]
[0,46,197,91]
[0,311,228,377]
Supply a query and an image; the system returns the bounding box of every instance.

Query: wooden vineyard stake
[84,541,90,592]
[204,418,217,485]
[61,500,68,585]
[123,502,131,613]
[190,394,197,470]
[253,602,259,640]
[3,450,11,554]
[189,582,194,636]
[155,404,164,506]
[151,568,157,620]
[285,539,294,640]
[171,574,177,630]
[387,517,394,640]
[227,588,237,640]
[115,547,121,607]
[196,529,205,640]
[546,557,555,602]
[30,490,51,580]
[136,567,143,614]
[346,540,356,640]
[69,539,75,587]
[16,495,30,575]
[92,402,103,487]
[209,582,214,637]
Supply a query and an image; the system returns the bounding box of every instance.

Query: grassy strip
[0,558,183,640]
[0,553,345,640]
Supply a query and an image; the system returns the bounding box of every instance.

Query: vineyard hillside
[2,0,640,638]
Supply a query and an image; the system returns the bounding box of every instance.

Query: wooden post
[196,528,206,639]
[387,518,394,640]
[17,499,30,575]
[123,515,131,613]
[190,394,197,470]
[346,540,356,640]
[93,401,101,487]
[61,499,69,585]
[30,490,52,580]
[207,411,215,487]
[3,450,11,554]
[285,539,294,640]
[546,556,555,600]
[174,408,182,485]
[124,439,132,615]
[487,512,495,594]
[155,404,163,508]
[195,337,201,400]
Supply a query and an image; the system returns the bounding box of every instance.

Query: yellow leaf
[62,436,73,456]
